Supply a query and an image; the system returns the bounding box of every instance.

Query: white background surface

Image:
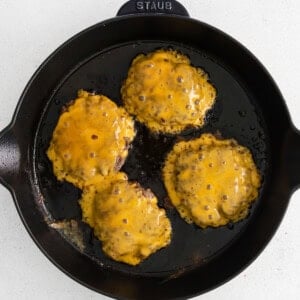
[0,0,299,299]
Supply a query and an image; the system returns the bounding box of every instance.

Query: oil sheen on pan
[36,41,268,274]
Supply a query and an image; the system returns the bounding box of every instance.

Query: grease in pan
[46,51,260,267]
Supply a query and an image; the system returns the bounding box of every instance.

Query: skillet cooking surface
[35,41,269,277]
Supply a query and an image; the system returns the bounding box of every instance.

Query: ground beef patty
[163,134,261,228]
[47,90,136,188]
[80,173,172,265]
[121,49,216,134]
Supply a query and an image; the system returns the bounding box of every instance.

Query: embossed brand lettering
[136,1,173,11]
[137,2,144,10]
[165,2,172,10]
[157,2,164,9]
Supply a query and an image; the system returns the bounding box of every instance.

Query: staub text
[136,1,173,11]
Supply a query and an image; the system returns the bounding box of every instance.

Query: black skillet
[0,1,299,299]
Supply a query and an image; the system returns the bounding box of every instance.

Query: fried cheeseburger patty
[47,90,136,188]
[80,173,172,265]
[121,49,216,134]
[163,134,261,228]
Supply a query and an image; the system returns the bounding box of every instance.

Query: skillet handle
[0,126,20,190]
[286,127,300,192]
[117,0,189,17]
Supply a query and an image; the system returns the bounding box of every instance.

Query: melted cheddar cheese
[163,134,261,228]
[80,174,172,265]
[47,90,136,188]
[121,49,216,134]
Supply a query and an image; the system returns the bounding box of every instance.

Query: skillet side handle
[0,126,20,190]
[117,0,189,17]
[286,127,300,192]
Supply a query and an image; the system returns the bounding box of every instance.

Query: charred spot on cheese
[163,134,261,228]
[47,90,136,188]
[80,173,172,266]
[121,49,216,134]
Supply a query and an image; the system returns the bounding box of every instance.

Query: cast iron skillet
[0,1,299,299]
